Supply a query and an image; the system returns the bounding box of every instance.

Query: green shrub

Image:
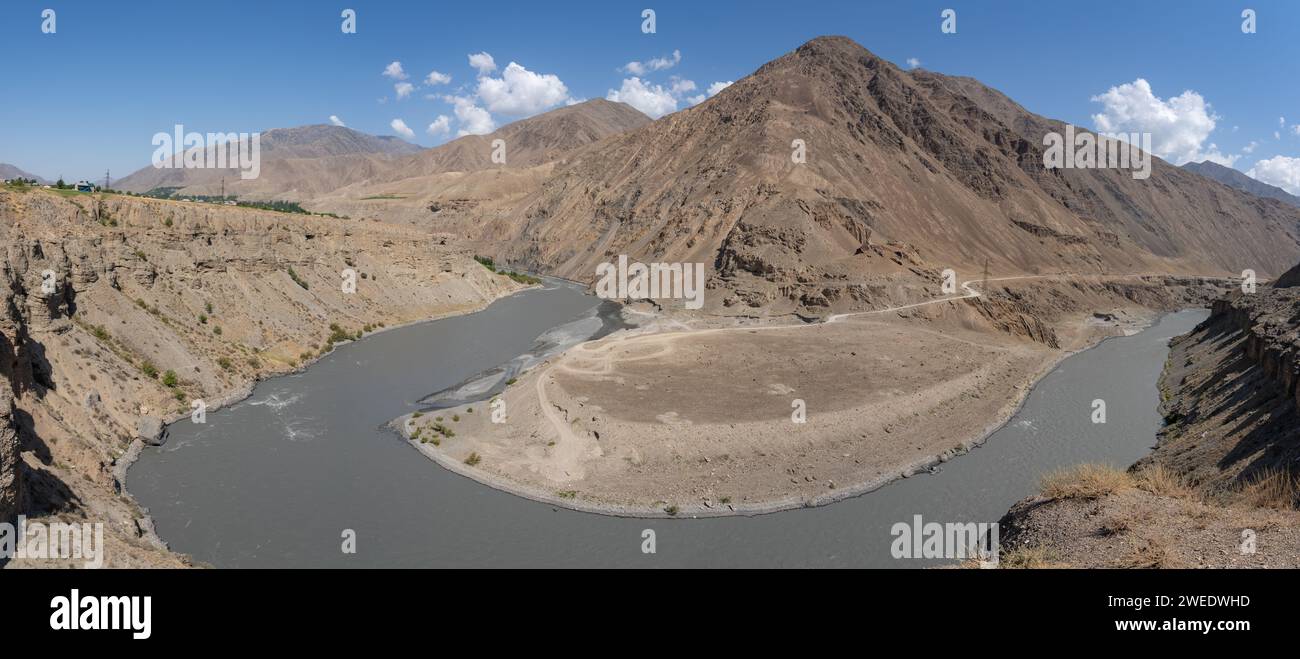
[464,452,481,466]
[287,267,309,290]
[140,361,159,379]
[162,370,178,387]
[217,357,232,370]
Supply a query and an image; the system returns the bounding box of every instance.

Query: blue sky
[3,0,1300,189]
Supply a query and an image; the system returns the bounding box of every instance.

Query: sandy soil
[395,276,1175,517]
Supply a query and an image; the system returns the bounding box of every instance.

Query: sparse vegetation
[664,505,679,516]
[1133,464,1193,499]
[140,361,159,379]
[287,267,309,290]
[1235,467,1300,510]
[464,452,481,466]
[500,270,542,285]
[162,370,179,388]
[1038,464,1133,500]
[473,255,495,271]
[999,546,1066,569]
[217,357,232,371]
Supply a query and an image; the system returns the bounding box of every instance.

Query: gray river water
[129,281,1208,567]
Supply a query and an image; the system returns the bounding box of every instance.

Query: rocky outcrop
[0,382,18,524]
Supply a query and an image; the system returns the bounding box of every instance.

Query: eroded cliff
[0,188,522,567]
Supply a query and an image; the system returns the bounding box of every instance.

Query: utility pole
[221,177,225,200]
[982,257,990,291]
[104,169,110,190]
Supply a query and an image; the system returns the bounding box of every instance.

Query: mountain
[388,99,650,177]
[0,163,48,184]
[116,102,649,206]
[1183,160,1300,208]
[113,125,424,199]
[306,99,651,223]
[465,36,1300,312]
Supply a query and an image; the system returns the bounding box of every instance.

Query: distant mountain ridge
[113,102,649,202]
[1182,160,1300,208]
[113,124,425,199]
[0,163,49,184]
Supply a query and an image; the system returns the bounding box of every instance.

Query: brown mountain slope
[470,36,1300,314]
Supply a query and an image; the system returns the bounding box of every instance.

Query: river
[129,281,1208,567]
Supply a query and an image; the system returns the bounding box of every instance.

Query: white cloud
[1292,125,1300,136]
[1090,78,1222,166]
[669,77,696,96]
[622,49,681,75]
[1281,116,1287,126]
[1276,131,1282,140]
[394,82,414,100]
[476,62,571,116]
[906,57,921,69]
[1242,141,1258,154]
[607,77,678,118]
[426,115,451,137]
[390,118,415,139]
[468,52,497,76]
[686,80,733,106]
[446,95,496,136]
[1195,146,1238,167]
[1249,155,1300,194]
[425,70,452,86]
[383,61,408,80]
[329,115,346,127]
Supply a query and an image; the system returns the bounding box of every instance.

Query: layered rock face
[1141,267,1300,496]
[0,188,522,565]
[0,384,17,524]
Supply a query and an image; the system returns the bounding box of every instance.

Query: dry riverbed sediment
[395,277,1184,517]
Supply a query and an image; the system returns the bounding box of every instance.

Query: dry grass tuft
[999,546,1069,569]
[1134,464,1194,499]
[1234,468,1299,510]
[1111,536,1183,569]
[1039,464,1133,500]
